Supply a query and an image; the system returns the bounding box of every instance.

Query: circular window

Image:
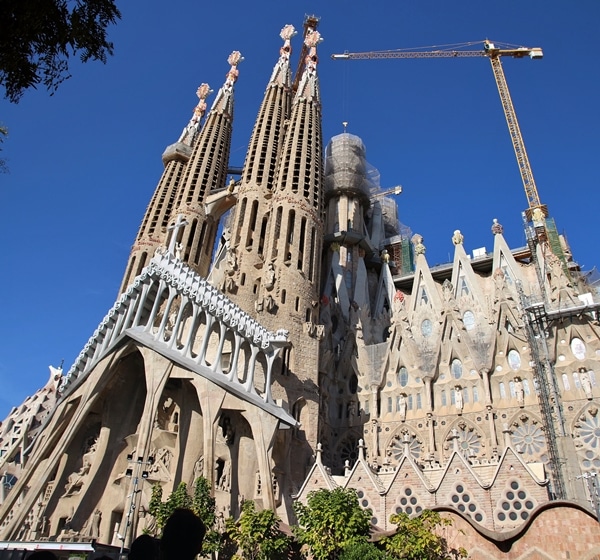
[463,310,475,331]
[398,367,409,387]
[452,359,463,379]
[508,350,521,371]
[421,319,433,337]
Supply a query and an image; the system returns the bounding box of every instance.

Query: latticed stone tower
[119,84,213,293]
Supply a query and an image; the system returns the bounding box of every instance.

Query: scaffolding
[518,287,567,499]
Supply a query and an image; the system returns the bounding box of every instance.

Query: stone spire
[119,83,213,294]
[258,23,325,485]
[169,51,242,277]
[223,26,296,312]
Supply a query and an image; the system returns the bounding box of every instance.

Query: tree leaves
[0,0,121,102]
[225,500,291,560]
[293,488,372,560]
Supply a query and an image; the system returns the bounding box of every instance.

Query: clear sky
[1,0,599,419]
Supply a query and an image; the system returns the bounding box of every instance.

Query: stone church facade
[1,21,600,557]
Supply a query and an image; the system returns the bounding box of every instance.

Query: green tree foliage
[293,488,372,560]
[225,500,291,560]
[382,511,467,560]
[338,541,387,560]
[0,0,121,102]
[148,478,221,556]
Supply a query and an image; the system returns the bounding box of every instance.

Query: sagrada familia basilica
[1,19,600,559]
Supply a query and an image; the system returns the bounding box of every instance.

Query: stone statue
[63,439,97,496]
[454,386,463,412]
[264,262,276,290]
[580,369,593,399]
[514,378,524,407]
[398,393,407,422]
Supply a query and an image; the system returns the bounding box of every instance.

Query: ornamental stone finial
[452,230,464,245]
[224,51,243,89]
[411,234,426,256]
[491,218,504,235]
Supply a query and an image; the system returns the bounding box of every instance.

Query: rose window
[574,410,600,472]
[512,421,547,460]
[457,428,481,458]
[387,434,422,464]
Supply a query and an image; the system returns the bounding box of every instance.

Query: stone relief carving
[63,438,97,497]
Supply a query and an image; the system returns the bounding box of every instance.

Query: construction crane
[332,40,548,228]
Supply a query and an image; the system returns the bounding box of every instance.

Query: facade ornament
[330,242,340,253]
[452,230,464,245]
[411,233,426,255]
[531,206,545,225]
[491,218,504,235]
[178,83,213,143]
[381,249,390,263]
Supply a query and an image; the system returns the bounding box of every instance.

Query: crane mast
[331,41,546,221]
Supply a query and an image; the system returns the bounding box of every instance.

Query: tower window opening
[258,216,269,256]
[281,290,286,304]
[135,252,147,277]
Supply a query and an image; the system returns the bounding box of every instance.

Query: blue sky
[1,0,599,418]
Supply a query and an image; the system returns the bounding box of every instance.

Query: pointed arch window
[458,274,470,296]
[416,393,422,409]
[472,386,479,402]
[500,256,514,285]
[420,287,429,305]
[523,379,531,395]
[407,394,413,410]
[562,373,571,391]
[441,390,447,406]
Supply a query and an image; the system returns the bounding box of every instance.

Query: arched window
[463,310,475,331]
[499,382,506,398]
[451,359,463,380]
[571,338,587,360]
[562,373,571,391]
[398,367,409,387]
[508,349,521,371]
[441,390,447,406]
